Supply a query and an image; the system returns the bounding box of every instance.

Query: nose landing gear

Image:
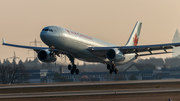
[49,46,55,57]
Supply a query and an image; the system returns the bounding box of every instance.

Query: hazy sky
[1,0,180,63]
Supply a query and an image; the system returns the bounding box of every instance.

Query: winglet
[2,38,6,44]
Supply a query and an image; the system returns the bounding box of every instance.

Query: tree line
[136,57,180,68]
[0,59,27,84]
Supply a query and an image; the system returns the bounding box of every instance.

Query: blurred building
[13,65,180,83]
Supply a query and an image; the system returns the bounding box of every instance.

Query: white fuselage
[40,26,136,65]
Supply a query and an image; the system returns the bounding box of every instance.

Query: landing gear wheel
[109,69,113,74]
[75,69,79,74]
[112,64,115,69]
[108,62,117,74]
[67,54,79,75]
[107,64,110,70]
[50,52,55,57]
[114,68,118,74]
[71,70,74,74]
[68,65,72,70]
[73,65,77,70]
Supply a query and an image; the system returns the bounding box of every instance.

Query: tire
[107,64,110,70]
[112,64,116,69]
[71,70,74,74]
[109,69,113,74]
[114,68,118,74]
[68,65,71,70]
[73,65,77,70]
[75,69,79,74]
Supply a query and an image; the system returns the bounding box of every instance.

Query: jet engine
[106,48,125,61]
[37,50,57,62]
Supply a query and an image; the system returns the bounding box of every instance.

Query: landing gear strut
[67,54,79,75]
[107,62,118,74]
[49,46,55,57]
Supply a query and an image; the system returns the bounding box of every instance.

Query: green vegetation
[129,74,137,80]
[53,72,69,82]
[156,85,160,88]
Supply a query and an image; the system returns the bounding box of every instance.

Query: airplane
[2,21,180,75]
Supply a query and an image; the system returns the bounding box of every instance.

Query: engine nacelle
[37,50,57,62]
[106,48,125,61]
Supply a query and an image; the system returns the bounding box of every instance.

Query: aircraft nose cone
[40,31,48,40]
[40,31,53,45]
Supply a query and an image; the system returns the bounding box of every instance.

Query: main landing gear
[67,54,79,75]
[107,62,118,74]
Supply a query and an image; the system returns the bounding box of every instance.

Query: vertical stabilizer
[125,21,142,46]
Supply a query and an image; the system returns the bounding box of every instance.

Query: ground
[1,93,180,101]
[1,82,180,101]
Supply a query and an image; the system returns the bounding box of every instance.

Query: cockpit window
[42,29,48,31]
[42,29,53,32]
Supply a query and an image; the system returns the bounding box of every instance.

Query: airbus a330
[3,21,180,74]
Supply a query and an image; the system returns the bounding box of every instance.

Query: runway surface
[0,88,180,98]
[1,79,180,89]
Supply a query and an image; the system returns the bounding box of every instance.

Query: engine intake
[38,50,57,62]
[106,48,125,61]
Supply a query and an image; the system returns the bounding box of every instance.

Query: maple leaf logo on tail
[125,21,142,46]
[133,34,138,46]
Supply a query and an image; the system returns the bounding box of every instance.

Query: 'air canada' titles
[65,29,93,40]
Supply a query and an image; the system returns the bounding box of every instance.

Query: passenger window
[49,29,53,32]
[53,29,57,32]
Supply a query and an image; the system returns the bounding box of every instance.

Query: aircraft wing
[2,38,49,51]
[86,42,180,56]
